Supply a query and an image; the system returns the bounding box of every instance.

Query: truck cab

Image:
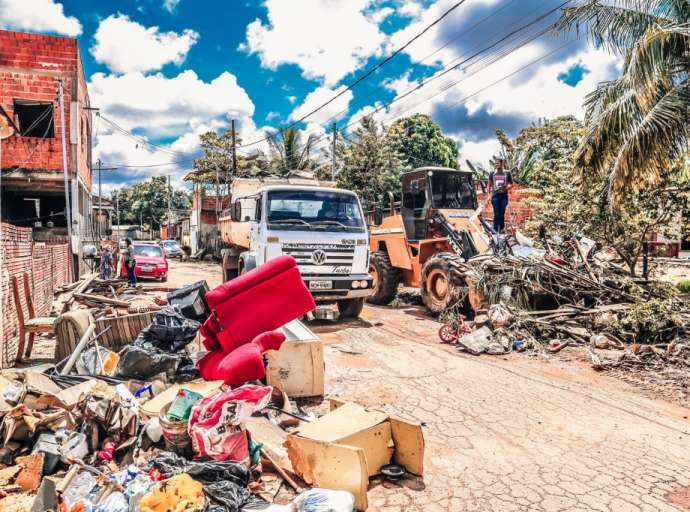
[222,183,372,318]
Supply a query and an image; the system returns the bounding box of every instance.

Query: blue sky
[0,0,620,190]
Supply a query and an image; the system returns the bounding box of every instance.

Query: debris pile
[440,236,690,377]
[1,254,423,511]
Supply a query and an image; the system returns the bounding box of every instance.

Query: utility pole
[58,80,75,279]
[167,174,172,240]
[231,119,237,175]
[331,121,337,181]
[97,158,102,239]
[115,189,120,231]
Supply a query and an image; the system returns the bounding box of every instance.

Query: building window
[14,100,55,138]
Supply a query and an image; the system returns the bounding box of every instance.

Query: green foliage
[555,0,690,204]
[266,127,317,175]
[677,279,690,293]
[386,114,458,170]
[335,116,404,211]
[189,129,268,184]
[112,176,191,229]
[496,116,584,186]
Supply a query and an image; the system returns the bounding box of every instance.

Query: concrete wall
[0,223,71,368]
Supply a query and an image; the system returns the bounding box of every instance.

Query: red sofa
[198,255,316,385]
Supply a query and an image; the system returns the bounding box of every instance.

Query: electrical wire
[235,0,471,149]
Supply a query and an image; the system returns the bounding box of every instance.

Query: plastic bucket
[159,403,193,458]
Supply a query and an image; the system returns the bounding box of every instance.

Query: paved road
[312,305,690,512]
[165,260,690,511]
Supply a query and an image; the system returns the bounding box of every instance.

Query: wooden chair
[10,273,56,361]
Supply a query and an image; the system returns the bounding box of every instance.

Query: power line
[236,0,470,149]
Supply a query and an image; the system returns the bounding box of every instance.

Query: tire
[161,275,168,283]
[420,252,467,315]
[337,298,365,319]
[367,251,400,305]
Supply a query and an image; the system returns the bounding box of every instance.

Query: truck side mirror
[373,206,383,226]
[231,200,242,222]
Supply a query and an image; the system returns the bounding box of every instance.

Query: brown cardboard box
[268,320,324,397]
[285,400,424,510]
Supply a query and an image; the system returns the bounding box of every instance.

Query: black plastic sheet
[146,452,251,512]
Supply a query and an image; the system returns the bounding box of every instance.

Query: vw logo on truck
[311,249,327,265]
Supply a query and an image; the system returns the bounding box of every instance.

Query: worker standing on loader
[488,157,513,233]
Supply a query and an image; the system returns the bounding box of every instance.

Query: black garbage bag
[146,452,251,512]
[167,280,210,321]
[115,345,181,380]
[142,307,201,352]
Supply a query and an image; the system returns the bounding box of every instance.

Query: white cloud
[0,0,81,36]
[91,70,255,185]
[398,0,423,18]
[371,7,394,24]
[163,0,181,13]
[242,0,388,85]
[290,85,354,126]
[91,14,198,74]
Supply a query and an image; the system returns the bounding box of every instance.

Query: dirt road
[167,260,690,511]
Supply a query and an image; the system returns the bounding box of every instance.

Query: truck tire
[420,252,467,315]
[367,251,400,305]
[337,298,365,319]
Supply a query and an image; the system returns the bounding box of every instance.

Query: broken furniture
[198,255,316,385]
[267,320,325,397]
[285,399,425,510]
[54,309,155,361]
[11,273,56,361]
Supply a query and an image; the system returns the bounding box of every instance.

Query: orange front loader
[368,167,491,314]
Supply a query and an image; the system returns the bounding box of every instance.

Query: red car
[120,243,169,282]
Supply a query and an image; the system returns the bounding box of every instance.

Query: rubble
[438,233,690,388]
[0,254,421,512]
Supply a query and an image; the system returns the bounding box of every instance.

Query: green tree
[113,176,191,230]
[189,129,268,185]
[335,116,404,211]
[386,114,458,170]
[266,127,317,175]
[555,0,690,203]
[496,116,584,186]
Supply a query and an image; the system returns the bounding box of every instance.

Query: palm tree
[266,127,318,175]
[555,0,689,203]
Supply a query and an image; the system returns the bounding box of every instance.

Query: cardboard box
[285,400,424,510]
[268,320,324,397]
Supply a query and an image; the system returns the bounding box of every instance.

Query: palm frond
[608,80,690,201]
[624,23,690,108]
[555,0,676,53]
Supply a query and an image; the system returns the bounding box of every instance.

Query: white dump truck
[218,174,372,319]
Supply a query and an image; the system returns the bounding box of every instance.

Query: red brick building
[0,29,92,243]
[190,187,229,253]
[477,183,534,230]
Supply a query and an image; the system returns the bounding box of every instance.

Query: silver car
[160,239,183,258]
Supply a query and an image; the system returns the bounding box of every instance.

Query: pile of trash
[1,255,423,511]
[440,234,690,374]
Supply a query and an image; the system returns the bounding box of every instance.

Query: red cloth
[205,256,315,349]
[197,255,313,385]
[198,331,287,385]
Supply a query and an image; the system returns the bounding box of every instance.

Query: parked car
[120,243,169,282]
[160,239,184,258]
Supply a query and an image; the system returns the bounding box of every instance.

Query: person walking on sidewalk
[487,157,513,233]
[123,238,137,287]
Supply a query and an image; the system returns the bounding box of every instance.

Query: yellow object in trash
[139,473,205,512]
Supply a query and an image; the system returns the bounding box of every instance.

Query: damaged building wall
[0,223,71,368]
[0,29,92,275]
[190,188,229,254]
[477,183,534,229]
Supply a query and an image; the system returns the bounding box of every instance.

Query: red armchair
[198,255,315,385]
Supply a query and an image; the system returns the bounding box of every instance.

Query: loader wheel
[420,252,467,315]
[367,251,400,305]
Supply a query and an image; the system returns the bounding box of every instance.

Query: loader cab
[401,168,477,240]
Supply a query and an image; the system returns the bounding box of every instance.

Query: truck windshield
[430,172,476,209]
[266,190,365,232]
